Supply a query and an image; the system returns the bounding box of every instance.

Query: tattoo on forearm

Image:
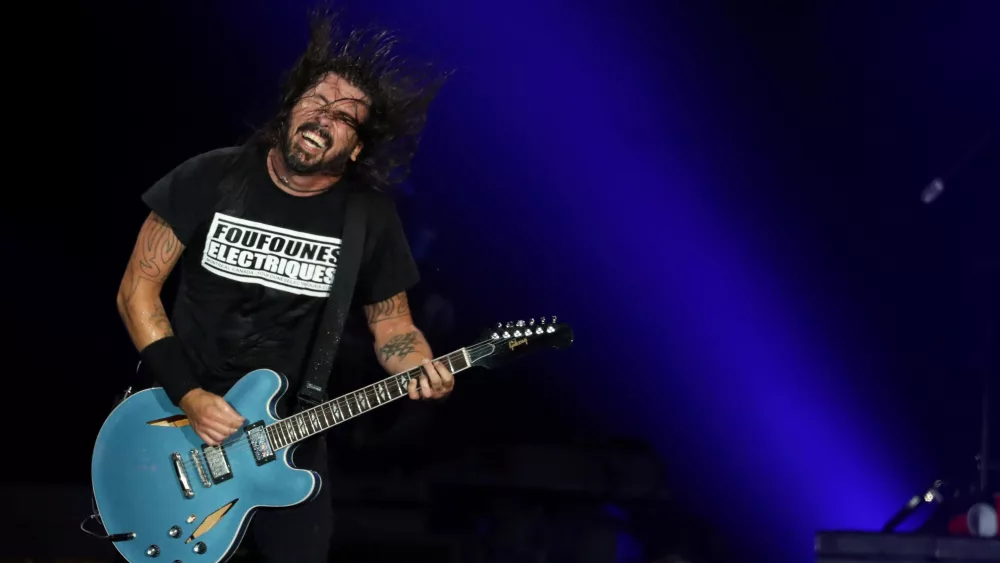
[365,292,410,324]
[137,213,180,282]
[150,303,174,336]
[378,331,418,362]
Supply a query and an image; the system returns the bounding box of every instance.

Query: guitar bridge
[201,444,233,484]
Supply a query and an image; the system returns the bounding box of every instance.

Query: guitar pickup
[245,421,276,466]
[201,444,233,484]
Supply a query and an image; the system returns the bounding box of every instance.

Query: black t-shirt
[141,145,420,396]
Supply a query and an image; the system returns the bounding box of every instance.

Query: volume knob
[145,545,160,557]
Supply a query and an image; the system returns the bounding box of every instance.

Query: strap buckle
[296,383,328,409]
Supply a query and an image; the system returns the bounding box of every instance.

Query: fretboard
[265,348,473,450]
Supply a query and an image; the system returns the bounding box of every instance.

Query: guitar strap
[296,186,368,411]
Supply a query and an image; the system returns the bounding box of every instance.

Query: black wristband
[140,336,200,406]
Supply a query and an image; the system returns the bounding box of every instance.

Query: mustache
[296,122,333,147]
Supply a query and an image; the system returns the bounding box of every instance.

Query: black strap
[298,188,368,409]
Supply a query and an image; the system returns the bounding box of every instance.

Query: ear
[350,143,363,162]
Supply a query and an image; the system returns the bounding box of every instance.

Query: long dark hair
[254,5,451,192]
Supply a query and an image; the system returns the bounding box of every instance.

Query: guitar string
[169,338,498,474]
[169,334,545,472]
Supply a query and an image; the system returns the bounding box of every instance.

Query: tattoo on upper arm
[119,212,184,314]
[365,292,411,325]
[377,331,418,362]
[136,213,182,282]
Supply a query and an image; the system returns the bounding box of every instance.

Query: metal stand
[883,132,997,532]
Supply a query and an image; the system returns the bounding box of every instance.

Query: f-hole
[186,499,239,543]
[146,415,190,427]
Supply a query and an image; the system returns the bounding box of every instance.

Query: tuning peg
[496,322,503,328]
[529,318,535,326]
[551,316,557,324]
[540,317,547,324]
[516,320,525,327]
[505,321,513,328]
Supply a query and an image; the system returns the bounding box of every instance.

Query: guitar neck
[264,347,476,450]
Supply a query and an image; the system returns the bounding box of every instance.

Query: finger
[207,411,238,429]
[419,374,433,399]
[423,359,443,392]
[225,411,245,428]
[199,427,225,446]
[204,417,237,438]
[219,400,245,423]
[210,407,244,428]
[407,377,419,400]
[434,361,454,391]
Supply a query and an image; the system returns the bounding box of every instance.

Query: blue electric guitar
[88,317,572,562]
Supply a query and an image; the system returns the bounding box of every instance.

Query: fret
[318,404,332,427]
[266,425,281,449]
[354,390,370,412]
[279,420,292,444]
[307,409,322,433]
[394,374,408,397]
[345,394,358,417]
[331,400,345,423]
[375,381,389,403]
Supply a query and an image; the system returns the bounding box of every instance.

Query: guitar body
[91,369,319,563]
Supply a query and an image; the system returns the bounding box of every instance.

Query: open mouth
[300,130,328,151]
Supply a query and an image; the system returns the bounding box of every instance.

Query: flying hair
[256,4,452,192]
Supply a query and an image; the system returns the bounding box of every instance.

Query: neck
[265,347,476,450]
[266,148,342,197]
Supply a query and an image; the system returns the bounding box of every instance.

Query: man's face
[281,73,370,175]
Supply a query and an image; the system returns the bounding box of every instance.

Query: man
[114,8,452,562]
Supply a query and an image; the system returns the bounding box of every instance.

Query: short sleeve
[357,197,421,305]
[141,148,231,246]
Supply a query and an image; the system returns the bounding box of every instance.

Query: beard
[280,121,354,176]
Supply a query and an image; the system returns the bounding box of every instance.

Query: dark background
[3,0,998,561]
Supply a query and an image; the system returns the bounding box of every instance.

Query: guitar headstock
[468,316,574,369]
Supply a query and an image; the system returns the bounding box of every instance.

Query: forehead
[306,74,369,113]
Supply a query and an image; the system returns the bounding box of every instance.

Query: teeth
[302,131,326,149]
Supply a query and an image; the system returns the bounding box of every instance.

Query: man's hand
[407,358,454,400]
[178,389,246,446]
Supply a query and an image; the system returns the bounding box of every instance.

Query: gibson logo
[507,338,528,351]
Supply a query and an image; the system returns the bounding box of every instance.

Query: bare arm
[364,291,453,399]
[116,212,184,351]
